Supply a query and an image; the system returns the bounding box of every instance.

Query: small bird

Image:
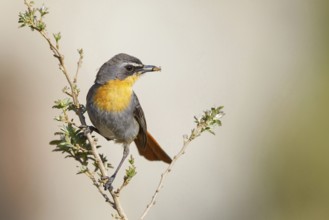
[86,53,172,190]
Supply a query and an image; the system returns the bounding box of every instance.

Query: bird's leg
[103,144,130,191]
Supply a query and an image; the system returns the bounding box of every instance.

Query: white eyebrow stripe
[123,62,143,67]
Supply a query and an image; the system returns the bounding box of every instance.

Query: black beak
[141,65,161,74]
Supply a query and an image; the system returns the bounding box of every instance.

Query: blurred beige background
[1,0,328,219]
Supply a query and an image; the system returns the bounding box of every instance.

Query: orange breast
[93,75,140,112]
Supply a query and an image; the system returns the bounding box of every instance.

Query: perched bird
[86,53,172,190]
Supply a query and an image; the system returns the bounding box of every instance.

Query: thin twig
[39,30,109,177]
[74,49,83,83]
[64,91,73,97]
[85,170,114,206]
[139,124,212,219]
[117,181,128,194]
[38,31,78,103]
[87,133,108,176]
[140,108,224,219]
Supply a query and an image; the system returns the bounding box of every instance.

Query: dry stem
[110,190,129,220]
[139,127,202,219]
[23,1,126,217]
[85,170,114,206]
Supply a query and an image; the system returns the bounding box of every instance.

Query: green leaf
[123,155,137,183]
[36,21,46,31]
[53,32,61,43]
[52,98,72,109]
[49,140,62,145]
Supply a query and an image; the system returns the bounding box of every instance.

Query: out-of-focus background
[1,0,328,219]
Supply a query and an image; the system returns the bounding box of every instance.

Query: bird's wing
[133,93,147,149]
[132,93,172,163]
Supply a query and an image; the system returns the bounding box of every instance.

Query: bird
[86,53,172,190]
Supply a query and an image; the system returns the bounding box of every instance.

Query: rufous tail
[134,132,172,164]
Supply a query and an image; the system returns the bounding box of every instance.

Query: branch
[29,5,108,179]
[140,108,225,219]
[84,169,114,206]
[19,1,127,218]
[110,190,129,220]
[74,49,84,84]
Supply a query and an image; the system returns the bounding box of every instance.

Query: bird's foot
[102,175,115,191]
[79,125,97,136]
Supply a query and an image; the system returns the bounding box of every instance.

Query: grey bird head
[95,53,161,84]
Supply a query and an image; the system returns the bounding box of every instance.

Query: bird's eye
[125,65,134,72]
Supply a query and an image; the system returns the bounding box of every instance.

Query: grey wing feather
[133,93,147,148]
